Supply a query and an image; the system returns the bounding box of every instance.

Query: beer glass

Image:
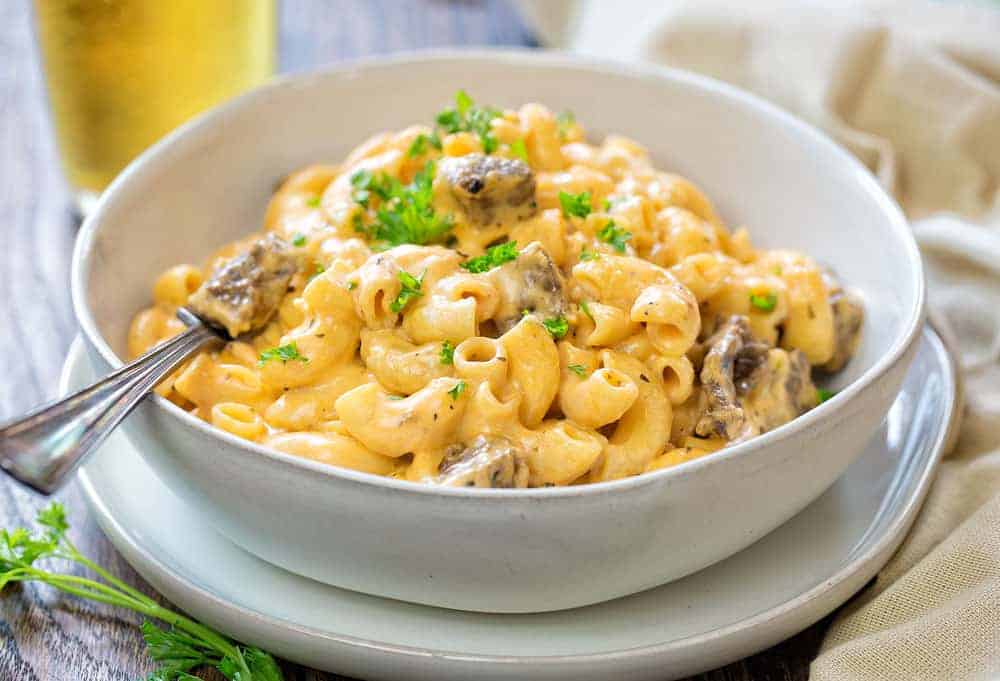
[34,1,276,215]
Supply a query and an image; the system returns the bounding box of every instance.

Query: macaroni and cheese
[129,92,863,488]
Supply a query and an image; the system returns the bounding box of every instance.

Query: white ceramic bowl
[72,50,924,613]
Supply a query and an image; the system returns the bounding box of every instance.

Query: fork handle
[0,321,219,495]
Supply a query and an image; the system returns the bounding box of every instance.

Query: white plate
[68,327,955,681]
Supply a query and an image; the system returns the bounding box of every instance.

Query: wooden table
[0,2,835,678]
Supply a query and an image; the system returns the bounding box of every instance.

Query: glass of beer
[34,1,276,215]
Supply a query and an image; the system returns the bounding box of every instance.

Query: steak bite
[187,233,298,338]
[435,435,530,488]
[439,153,537,226]
[489,242,568,333]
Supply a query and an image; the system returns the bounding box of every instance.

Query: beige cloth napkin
[515,1,1000,678]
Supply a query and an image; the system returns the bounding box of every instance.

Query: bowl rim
[71,47,926,500]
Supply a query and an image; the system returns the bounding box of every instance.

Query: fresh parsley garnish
[391,269,426,313]
[291,233,307,247]
[0,504,285,681]
[407,132,442,158]
[817,388,837,403]
[510,138,529,162]
[311,262,325,279]
[346,280,358,291]
[559,191,592,219]
[597,220,632,253]
[305,195,321,208]
[750,292,778,312]
[556,110,575,140]
[568,364,587,377]
[258,342,309,366]
[435,90,501,154]
[448,380,467,401]
[543,315,570,339]
[579,300,595,322]
[460,241,520,274]
[351,162,454,247]
[440,340,455,365]
[579,249,599,262]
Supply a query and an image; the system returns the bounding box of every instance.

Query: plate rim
[70,326,954,666]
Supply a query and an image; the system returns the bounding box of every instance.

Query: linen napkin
[514,1,1000,678]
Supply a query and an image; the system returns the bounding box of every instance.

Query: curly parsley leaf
[258,343,309,366]
[351,162,454,247]
[578,248,599,262]
[460,241,520,274]
[291,234,306,247]
[817,388,837,403]
[597,220,632,253]
[440,340,455,365]
[509,138,529,162]
[448,380,467,401]
[559,191,592,219]
[568,364,587,377]
[407,132,442,158]
[749,292,778,313]
[435,90,501,154]
[543,315,570,339]
[556,110,576,140]
[391,269,426,313]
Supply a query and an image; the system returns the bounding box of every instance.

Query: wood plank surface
[0,2,831,678]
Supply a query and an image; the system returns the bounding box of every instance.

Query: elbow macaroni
[128,98,859,486]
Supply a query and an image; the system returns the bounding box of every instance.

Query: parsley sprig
[0,504,284,681]
[440,340,455,365]
[435,90,501,154]
[391,269,426,313]
[568,364,588,377]
[597,220,632,253]
[407,132,442,158]
[817,388,837,403]
[460,241,520,274]
[559,191,592,219]
[749,292,778,313]
[543,316,570,339]
[448,380,468,401]
[258,342,308,366]
[350,162,454,247]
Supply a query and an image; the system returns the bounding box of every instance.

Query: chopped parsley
[350,162,454,247]
[579,248,599,262]
[440,340,455,365]
[258,342,308,366]
[390,269,426,313]
[460,241,520,273]
[543,315,570,339]
[749,292,778,312]
[597,220,632,253]
[602,198,613,211]
[559,190,592,219]
[346,280,358,291]
[311,262,326,279]
[435,90,501,154]
[568,364,587,377]
[291,233,307,247]
[448,380,467,401]
[407,132,442,158]
[817,388,837,403]
[556,110,575,139]
[388,395,405,401]
[305,195,321,208]
[510,138,529,162]
[579,300,595,322]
